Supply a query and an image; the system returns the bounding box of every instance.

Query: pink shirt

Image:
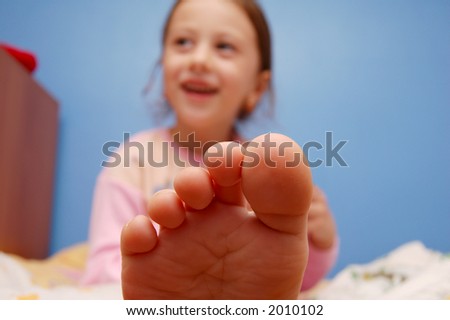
[81,128,338,290]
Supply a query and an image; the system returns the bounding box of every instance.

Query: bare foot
[121,133,313,299]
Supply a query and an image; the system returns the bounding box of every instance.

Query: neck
[170,123,236,155]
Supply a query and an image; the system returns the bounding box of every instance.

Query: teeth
[184,83,216,93]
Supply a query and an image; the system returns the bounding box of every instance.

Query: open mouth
[181,81,219,97]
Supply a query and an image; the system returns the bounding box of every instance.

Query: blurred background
[0,0,448,277]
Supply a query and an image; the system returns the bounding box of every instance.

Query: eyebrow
[169,25,247,45]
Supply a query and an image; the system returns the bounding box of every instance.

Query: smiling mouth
[181,82,219,95]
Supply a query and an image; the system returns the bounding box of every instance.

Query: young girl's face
[163,0,269,134]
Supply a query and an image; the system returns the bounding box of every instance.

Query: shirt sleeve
[301,237,340,291]
[80,171,147,285]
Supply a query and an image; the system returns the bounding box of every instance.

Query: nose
[189,42,212,73]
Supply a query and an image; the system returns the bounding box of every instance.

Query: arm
[80,172,148,285]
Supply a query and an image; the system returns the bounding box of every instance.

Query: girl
[82,0,338,299]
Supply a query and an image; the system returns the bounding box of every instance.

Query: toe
[241,133,313,234]
[203,141,245,206]
[173,167,214,210]
[121,215,158,255]
[148,190,186,228]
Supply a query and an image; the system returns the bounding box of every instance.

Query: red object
[0,43,38,73]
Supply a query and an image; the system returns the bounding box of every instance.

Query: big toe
[241,133,313,234]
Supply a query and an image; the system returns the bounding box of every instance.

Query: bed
[0,241,448,300]
[0,243,121,300]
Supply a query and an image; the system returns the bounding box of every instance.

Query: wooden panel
[0,48,58,259]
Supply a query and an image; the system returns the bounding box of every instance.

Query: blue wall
[1,0,448,276]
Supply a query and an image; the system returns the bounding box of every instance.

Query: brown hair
[162,0,272,73]
[149,0,274,120]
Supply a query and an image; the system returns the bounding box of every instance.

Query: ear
[244,70,271,115]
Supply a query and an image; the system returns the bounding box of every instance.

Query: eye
[217,42,235,53]
[174,37,193,49]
